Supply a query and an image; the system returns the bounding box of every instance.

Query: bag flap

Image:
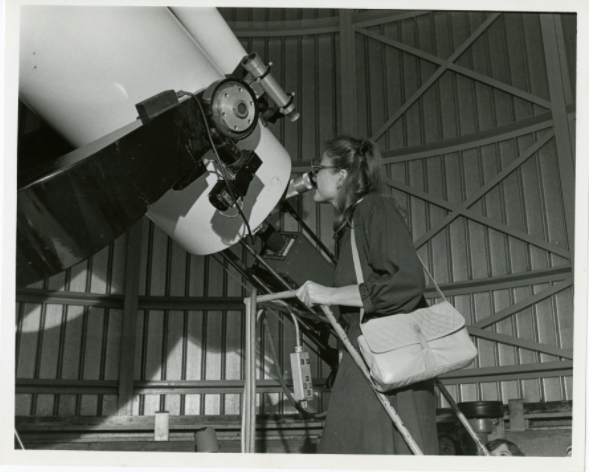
[359,301,466,353]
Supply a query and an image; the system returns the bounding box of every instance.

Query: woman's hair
[486,439,525,456]
[324,135,384,236]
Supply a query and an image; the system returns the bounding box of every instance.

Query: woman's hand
[295,281,335,307]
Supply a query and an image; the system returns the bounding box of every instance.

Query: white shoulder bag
[351,225,478,392]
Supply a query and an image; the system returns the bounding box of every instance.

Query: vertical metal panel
[148,226,169,297]
[483,15,515,128]
[426,157,451,283]
[17,303,41,379]
[102,395,119,416]
[514,285,541,402]
[522,14,551,111]
[224,310,243,414]
[168,241,187,298]
[317,33,338,141]
[400,20,424,147]
[541,15,576,258]
[504,14,534,121]
[104,309,122,381]
[162,308,180,415]
[501,138,528,273]
[82,308,105,381]
[520,153,548,271]
[75,307,107,415]
[495,289,519,401]
[68,261,89,293]
[56,395,75,416]
[137,218,152,297]
[537,143,569,266]
[109,232,128,295]
[535,285,561,401]
[184,310,204,414]
[35,394,55,416]
[133,309,145,417]
[301,35,318,156]
[117,221,142,415]
[381,22,408,148]
[559,14,576,103]
[143,310,164,414]
[89,245,110,294]
[42,305,83,417]
[480,143,506,276]
[36,304,61,415]
[45,264,67,291]
[204,311,223,415]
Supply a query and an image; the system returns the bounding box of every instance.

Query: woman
[296,135,438,455]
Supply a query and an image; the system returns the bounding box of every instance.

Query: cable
[193,94,256,245]
[184,143,239,220]
[262,313,328,420]
[211,250,333,347]
[178,90,256,245]
[284,304,301,349]
[265,299,330,325]
[210,253,328,420]
[264,305,325,359]
[209,253,328,358]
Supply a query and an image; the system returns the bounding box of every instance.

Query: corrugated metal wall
[16,234,127,416]
[351,11,574,404]
[359,13,550,143]
[131,219,308,416]
[130,217,331,416]
[15,8,575,419]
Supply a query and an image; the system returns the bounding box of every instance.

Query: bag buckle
[414,324,436,369]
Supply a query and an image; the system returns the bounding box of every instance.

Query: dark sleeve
[356,196,425,316]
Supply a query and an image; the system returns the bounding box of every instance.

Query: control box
[290,350,314,401]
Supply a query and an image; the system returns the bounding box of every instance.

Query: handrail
[251,289,424,455]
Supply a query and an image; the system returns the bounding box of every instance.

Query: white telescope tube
[20,6,292,255]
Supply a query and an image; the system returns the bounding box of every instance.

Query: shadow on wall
[15,238,328,418]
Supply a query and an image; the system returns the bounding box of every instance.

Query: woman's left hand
[295,281,334,307]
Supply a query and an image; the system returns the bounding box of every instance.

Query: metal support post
[435,380,490,456]
[242,291,258,453]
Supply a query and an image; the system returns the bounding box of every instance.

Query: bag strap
[419,259,447,302]
[350,224,366,323]
[350,223,448,324]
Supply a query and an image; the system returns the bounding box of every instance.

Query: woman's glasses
[311,158,342,176]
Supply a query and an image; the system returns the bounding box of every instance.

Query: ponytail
[323,135,383,236]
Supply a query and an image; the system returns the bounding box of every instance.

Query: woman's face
[313,152,344,206]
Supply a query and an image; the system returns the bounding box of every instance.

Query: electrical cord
[265,299,331,325]
[209,253,329,359]
[283,303,301,349]
[261,312,328,420]
[177,90,256,245]
[209,253,330,418]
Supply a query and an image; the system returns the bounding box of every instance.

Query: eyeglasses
[311,158,342,176]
